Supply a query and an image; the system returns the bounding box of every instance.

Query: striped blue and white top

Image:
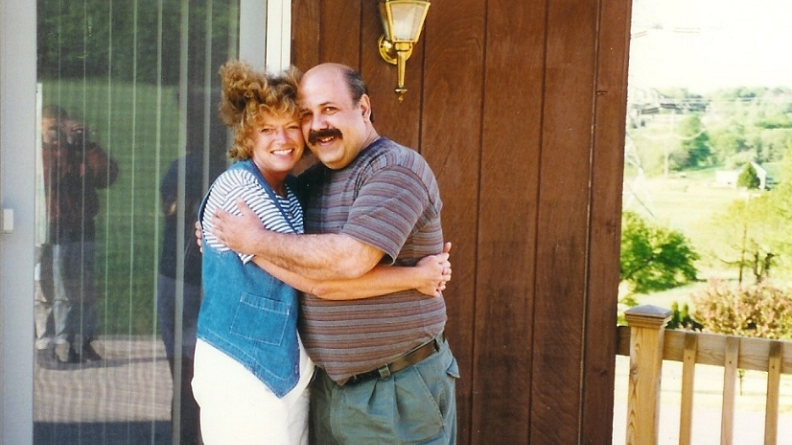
[201,167,303,263]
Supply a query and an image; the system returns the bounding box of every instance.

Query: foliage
[756,128,792,163]
[707,153,792,281]
[755,116,792,129]
[691,280,792,339]
[708,122,749,166]
[623,87,792,339]
[37,0,235,84]
[737,163,761,189]
[707,195,781,284]
[620,211,699,293]
[628,87,792,175]
[673,114,712,169]
[758,154,792,275]
[666,301,702,331]
[617,292,640,326]
[725,150,758,170]
[768,152,792,220]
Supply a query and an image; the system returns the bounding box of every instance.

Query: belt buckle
[377,364,392,379]
[342,332,445,387]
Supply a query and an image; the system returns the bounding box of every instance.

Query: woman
[191,61,451,445]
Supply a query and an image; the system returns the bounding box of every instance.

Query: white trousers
[192,339,314,445]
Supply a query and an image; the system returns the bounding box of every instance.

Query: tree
[36,0,234,85]
[708,122,749,166]
[620,211,699,293]
[763,153,792,273]
[737,163,761,189]
[708,196,779,285]
[676,114,712,169]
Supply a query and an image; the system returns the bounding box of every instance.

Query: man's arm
[212,198,382,281]
[84,142,119,188]
[252,242,451,300]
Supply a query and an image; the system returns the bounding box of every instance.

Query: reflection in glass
[35,104,119,367]
[34,2,238,443]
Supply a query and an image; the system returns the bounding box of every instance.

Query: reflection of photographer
[65,120,87,147]
[35,104,120,369]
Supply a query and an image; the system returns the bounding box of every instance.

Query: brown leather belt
[342,332,446,386]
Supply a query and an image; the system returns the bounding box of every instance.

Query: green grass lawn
[626,171,741,240]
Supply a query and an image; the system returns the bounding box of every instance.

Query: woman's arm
[251,242,452,300]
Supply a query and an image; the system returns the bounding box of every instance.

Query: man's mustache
[308,128,342,145]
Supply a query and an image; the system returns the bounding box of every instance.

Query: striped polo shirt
[297,137,447,383]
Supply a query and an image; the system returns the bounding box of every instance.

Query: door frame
[0,0,38,442]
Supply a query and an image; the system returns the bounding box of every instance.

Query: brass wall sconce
[377,0,430,102]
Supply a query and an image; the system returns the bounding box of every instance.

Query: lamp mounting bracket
[378,35,413,65]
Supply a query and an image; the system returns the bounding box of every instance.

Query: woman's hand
[415,242,452,297]
[194,221,203,253]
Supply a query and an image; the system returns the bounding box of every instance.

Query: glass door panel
[35,1,238,443]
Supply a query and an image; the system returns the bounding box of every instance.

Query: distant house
[715,162,775,190]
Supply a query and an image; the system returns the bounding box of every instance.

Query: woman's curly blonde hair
[218,60,302,161]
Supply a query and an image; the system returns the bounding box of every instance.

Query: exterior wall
[291,0,631,443]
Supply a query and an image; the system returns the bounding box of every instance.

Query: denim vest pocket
[230,291,291,346]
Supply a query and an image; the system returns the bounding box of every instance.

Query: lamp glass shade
[379,1,430,43]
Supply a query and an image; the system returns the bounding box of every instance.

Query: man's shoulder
[369,137,415,156]
[363,138,429,170]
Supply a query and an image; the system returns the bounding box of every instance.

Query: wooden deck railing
[616,305,792,445]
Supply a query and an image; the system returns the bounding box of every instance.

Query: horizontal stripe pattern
[298,138,447,381]
[202,168,303,264]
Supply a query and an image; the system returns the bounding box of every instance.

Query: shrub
[666,301,702,331]
[691,280,792,339]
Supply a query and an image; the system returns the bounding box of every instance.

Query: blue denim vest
[196,160,300,398]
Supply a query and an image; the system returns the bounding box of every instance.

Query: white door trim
[0,0,38,442]
[239,0,292,72]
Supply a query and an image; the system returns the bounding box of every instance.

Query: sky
[627,0,792,93]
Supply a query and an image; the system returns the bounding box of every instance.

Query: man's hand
[415,242,453,297]
[212,198,265,255]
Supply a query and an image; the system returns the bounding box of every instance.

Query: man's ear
[359,94,372,121]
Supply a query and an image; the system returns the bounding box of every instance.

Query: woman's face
[250,112,305,180]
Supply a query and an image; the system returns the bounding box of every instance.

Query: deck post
[623,305,672,445]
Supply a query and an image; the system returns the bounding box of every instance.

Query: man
[212,63,458,444]
[35,105,119,368]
